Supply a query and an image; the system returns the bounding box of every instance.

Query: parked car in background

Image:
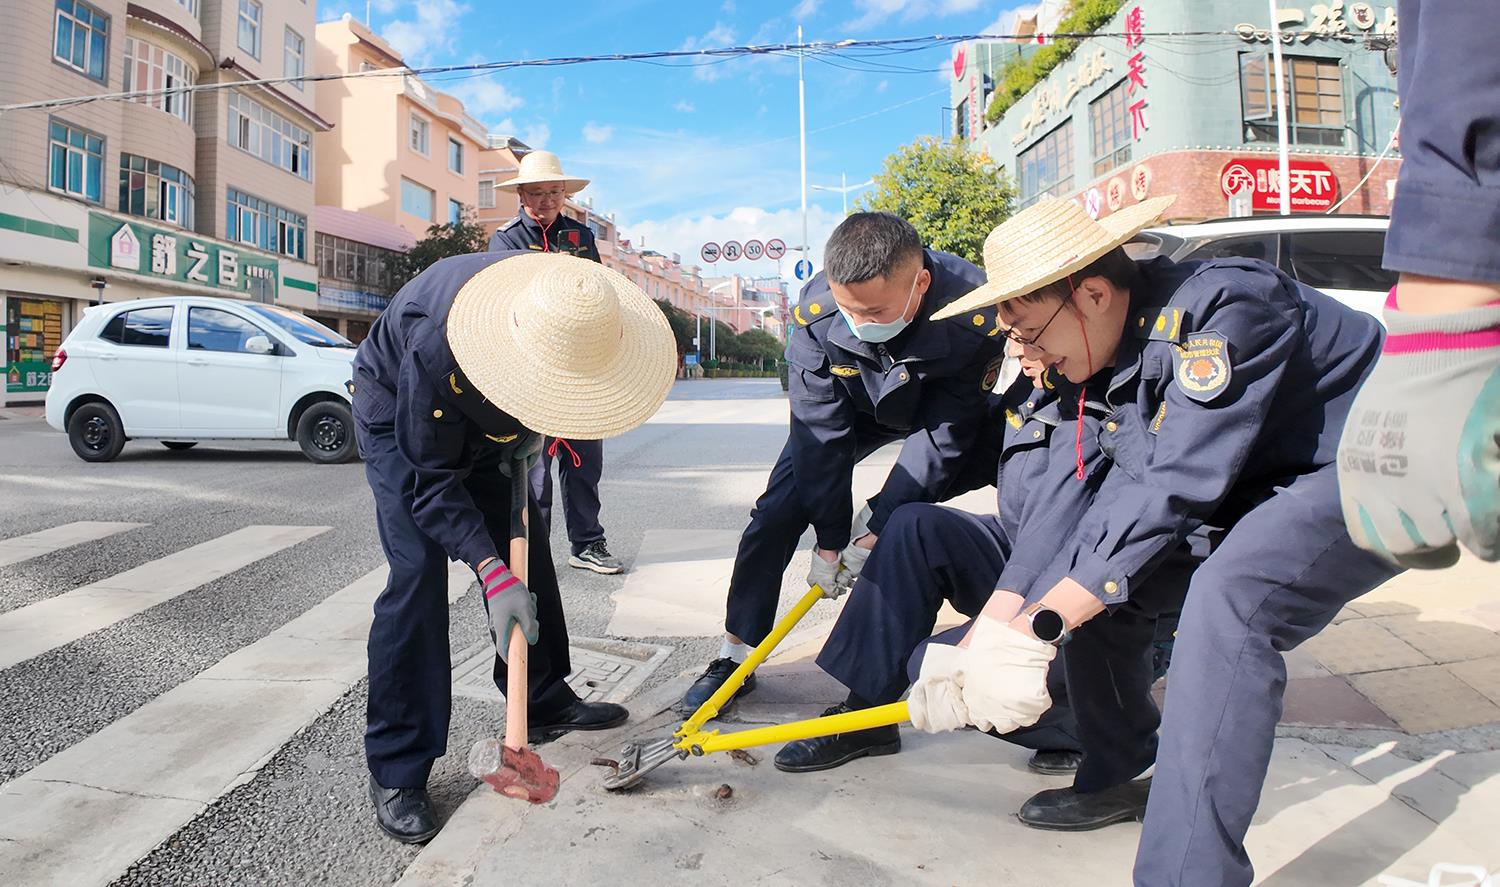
[45,298,358,464]
[1128,215,1394,320]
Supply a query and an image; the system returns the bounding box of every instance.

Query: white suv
[1129,215,1394,320]
[45,297,359,464]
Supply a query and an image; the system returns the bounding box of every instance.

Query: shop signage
[1106,177,1126,212]
[1236,2,1397,43]
[1219,158,1340,213]
[1124,5,1148,141]
[1130,164,1152,200]
[1010,47,1113,146]
[88,214,279,299]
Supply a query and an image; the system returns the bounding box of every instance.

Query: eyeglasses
[1001,296,1070,347]
[520,187,567,201]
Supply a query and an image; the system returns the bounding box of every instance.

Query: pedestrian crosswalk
[0,548,474,887]
[0,521,144,568]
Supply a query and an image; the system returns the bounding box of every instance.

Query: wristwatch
[1022,604,1072,646]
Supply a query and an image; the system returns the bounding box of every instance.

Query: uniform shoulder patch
[951,304,1001,337]
[500,218,521,231]
[829,364,860,377]
[981,355,1004,391]
[794,291,838,327]
[1132,306,1188,343]
[1171,330,1232,402]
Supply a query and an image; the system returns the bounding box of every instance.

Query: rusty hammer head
[469,738,560,804]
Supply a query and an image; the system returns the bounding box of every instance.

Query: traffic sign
[744,240,764,261]
[722,240,743,261]
[794,259,814,280]
[700,242,721,263]
[765,238,787,260]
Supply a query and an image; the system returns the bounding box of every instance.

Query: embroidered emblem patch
[485,433,519,444]
[808,302,823,315]
[567,230,580,246]
[794,305,807,326]
[1005,408,1023,430]
[449,373,463,395]
[830,364,861,378]
[981,356,1004,391]
[1151,401,1167,434]
[1173,332,1232,402]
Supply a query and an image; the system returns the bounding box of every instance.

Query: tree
[653,299,695,360]
[732,329,784,368]
[390,206,489,289]
[858,137,1015,265]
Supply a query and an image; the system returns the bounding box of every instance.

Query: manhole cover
[452,636,673,704]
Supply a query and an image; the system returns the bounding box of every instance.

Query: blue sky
[317,0,1024,281]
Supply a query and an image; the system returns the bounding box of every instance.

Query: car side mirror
[245,335,276,355]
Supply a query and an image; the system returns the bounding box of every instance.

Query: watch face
[1032,608,1066,643]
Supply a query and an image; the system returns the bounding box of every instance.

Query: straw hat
[932,194,1177,320]
[446,253,676,439]
[495,150,590,194]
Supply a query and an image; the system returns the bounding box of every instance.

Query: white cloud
[380,0,470,66]
[318,2,359,23]
[877,79,889,93]
[582,122,614,144]
[721,0,737,11]
[678,23,738,82]
[625,205,843,291]
[444,77,524,124]
[792,0,820,19]
[845,0,988,30]
[673,100,697,113]
[522,123,551,149]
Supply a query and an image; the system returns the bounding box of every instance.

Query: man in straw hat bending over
[490,151,625,575]
[904,195,1399,886]
[350,251,675,842]
[678,211,1010,718]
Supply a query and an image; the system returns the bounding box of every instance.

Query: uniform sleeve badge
[1172,331,1232,402]
[567,230,580,246]
[981,355,1005,391]
[830,364,861,378]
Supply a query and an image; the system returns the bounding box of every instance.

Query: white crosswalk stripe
[0,557,475,887]
[0,525,331,671]
[0,521,145,568]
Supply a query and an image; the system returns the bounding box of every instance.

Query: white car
[1129,215,1394,320]
[45,297,359,464]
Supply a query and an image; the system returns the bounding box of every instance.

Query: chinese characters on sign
[89,214,279,299]
[1236,2,1397,43]
[1010,47,1114,145]
[1219,158,1341,212]
[1125,5,1148,141]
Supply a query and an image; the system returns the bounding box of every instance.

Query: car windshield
[244,304,354,348]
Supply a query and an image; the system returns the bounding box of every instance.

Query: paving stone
[1281,676,1398,730]
[1447,656,1500,708]
[1371,614,1500,665]
[1301,620,1433,675]
[1347,666,1500,734]
[451,637,673,705]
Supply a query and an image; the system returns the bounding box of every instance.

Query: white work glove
[835,539,872,595]
[851,501,874,540]
[958,617,1056,735]
[907,643,971,733]
[807,546,847,599]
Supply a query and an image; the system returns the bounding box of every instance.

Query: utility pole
[798,24,809,277]
[1269,0,1292,216]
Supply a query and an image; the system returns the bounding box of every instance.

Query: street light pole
[811,174,874,217]
[1269,0,1292,216]
[798,24,809,278]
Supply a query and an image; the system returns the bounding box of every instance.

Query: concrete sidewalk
[396,559,1500,886]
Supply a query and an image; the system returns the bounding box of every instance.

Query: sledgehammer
[467,452,560,804]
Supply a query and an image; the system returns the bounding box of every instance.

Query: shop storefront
[5,296,67,398]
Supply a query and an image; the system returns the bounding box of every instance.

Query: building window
[47,119,104,203]
[401,178,434,221]
[228,92,312,179]
[123,38,196,124]
[1090,80,1132,177]
[226,188,306,260]
[119,154,195,227]
[1241,54,1345,147]
[409,114,430,155]
[284,28,305,89]
[1017,119,1074,207]
[448,199,465,225]
[237,0,261,58]
[315,232,398,294]
[955,98,969,141]
[54,0,109,82]
[478,179,495,208]
[448,137,464,174]
[174,0,199,16]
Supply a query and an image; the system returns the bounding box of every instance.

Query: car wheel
[67,402,126,463]
[296,400,358,464]
[162,441,198,451]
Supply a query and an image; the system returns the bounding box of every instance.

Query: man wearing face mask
[678,211,1008,714]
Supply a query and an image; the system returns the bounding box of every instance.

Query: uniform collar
[825,251,951,364]
[518,211,561,235]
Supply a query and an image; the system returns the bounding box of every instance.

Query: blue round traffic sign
[794,259,814,280]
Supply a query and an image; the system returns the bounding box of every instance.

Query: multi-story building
[310,204,412,342]
[312,15,487,239]
[473,134,525,237]
[701,275,788,337]
[0,0,326,405]
[949,0,1401,223]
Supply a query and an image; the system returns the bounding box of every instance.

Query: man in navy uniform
[678,212,1009,712]
[351,251,675,842]
[489,151,622,575]
[906,196,1398,887]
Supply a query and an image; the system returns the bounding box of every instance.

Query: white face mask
[839,270,921,343]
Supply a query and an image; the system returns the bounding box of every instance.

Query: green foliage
[653,299,697,357]
[390,206,489,289]
[985,0,1124,123]
[653,301,782,370]
[859,137,1015,264]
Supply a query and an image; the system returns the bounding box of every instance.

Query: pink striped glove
[1338,290,1500,567]
[477,560,538,662]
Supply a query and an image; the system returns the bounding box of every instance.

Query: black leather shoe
[676,657,756,715]
[1018,778,1152,831]
[773,703,901,773]
[369,776,440,844]
[528,700,630,744]
[1027,749,1084,775]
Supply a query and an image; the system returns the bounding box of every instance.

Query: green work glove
[1338,296,1500,568]
[495,431,545,477]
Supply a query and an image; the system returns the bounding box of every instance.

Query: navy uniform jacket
[786,249,1006,550]
[1033,256,1384,606]
[488,211,600,262]
[352,251,538,570]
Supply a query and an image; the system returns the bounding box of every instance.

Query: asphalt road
[0,378,800,886]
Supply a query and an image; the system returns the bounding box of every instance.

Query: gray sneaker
[569,540,624,574]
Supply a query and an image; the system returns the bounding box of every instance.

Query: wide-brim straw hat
[932,194,1177,320]
[495,150,590,194]
[447,253,676,439]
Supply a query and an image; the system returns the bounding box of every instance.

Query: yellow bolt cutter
[603,585,910,791]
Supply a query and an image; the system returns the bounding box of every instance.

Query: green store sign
[87,214,279,300]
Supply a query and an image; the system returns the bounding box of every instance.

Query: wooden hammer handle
[503,456,530,750]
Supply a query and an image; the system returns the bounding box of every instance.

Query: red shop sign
[1218,157,1340,213]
